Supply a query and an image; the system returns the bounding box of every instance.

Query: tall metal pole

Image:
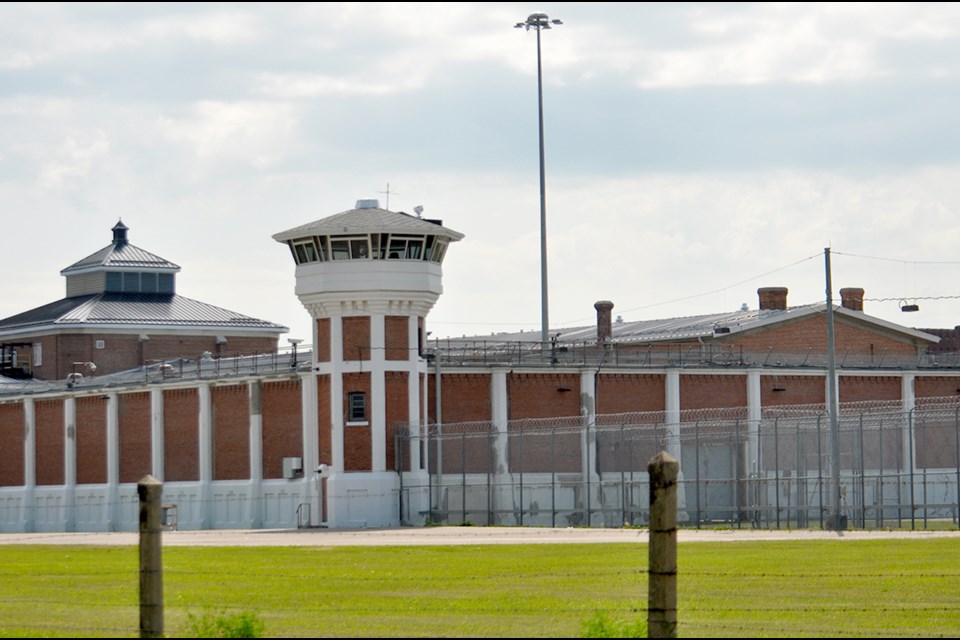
[825,248,843,530]
[516,13,562,352]
[536,24,549,350]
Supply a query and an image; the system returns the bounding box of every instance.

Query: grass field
[0,538,958,637]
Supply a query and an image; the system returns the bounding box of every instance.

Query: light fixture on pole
[515,12,562,354]
[288,338,303,369]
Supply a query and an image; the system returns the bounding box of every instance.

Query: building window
[387,235,424,260]
[33,343,42,367]
[158,273,174,294]
[95,340,105,350]
[106,272,122,292]
[347,392,367,424]
[141,272,158,293]
[105,271,173,294]
[293,239,321,264]
[329,236,370,260]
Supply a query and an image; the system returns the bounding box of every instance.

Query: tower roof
[61,220,181,275]
[272,203,464,244]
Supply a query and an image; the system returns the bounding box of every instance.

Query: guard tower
[273,199,463,527]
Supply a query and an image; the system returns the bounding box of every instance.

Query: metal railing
[0,345,314,396]
[430,339,960,370]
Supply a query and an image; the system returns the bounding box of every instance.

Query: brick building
[1,201,959,533]
[0,221,287,380]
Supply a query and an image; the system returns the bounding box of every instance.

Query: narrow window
[292,239,320,264]
[347,392,367,423]
[406,239,423,260]
[122,272,140,293]
[350,238,369,259]
[33,343,42,367]
[331,239,351,260]
[105,272,122,292]
[141,272,158,293]
[158,273,175,294]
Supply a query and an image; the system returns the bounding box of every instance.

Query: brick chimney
[595,300,614,344]
[840,287,864,311]
[757,287,788,311]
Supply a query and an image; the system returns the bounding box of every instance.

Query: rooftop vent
[356,199,380,209]
[112,219,129,246]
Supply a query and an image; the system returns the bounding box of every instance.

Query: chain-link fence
[396,399,960,529]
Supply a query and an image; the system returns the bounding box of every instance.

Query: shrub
[580,610,647,638]
[186,610,266,638]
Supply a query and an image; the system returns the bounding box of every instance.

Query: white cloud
[37,129,111,190]
[157,101,298,169]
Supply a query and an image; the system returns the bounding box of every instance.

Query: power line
[833,251,960,266]
[577,252,822,321]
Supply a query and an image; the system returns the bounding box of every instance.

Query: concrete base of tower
[325,471,402,529]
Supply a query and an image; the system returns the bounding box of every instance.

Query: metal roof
[0,293,287,334]
[273,206,464,243]
[446,304,940,347]
[61,243,180,274]
[61,222,180,275]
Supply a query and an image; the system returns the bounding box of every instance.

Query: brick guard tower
[274,200,463,527]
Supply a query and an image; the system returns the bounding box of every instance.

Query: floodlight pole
[516,13,562,353]
[825,248,843,530]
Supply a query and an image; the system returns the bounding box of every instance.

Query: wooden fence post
[648,451,678,638]
[138,475,164,638]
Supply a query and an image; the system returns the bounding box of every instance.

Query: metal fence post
[858,413,865,528]
[774,417,780,529]
[551,426,557,528]
[817,414,824,529]
[694,421,701,528]
[955,408,960,525]
[648,451,678,639]
[138,475,163,639]
[909,408,916,530]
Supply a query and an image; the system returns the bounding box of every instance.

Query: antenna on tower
[378,182,397,210]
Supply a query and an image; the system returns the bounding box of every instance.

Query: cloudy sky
[4,2,960,347]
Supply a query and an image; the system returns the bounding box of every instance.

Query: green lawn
[0,538,958,637]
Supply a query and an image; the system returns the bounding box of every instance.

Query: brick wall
[212,384,249,481]
[342,316,370,361]
[385,371,409,470]
[316,318,331,362]
[728,315,919,356]
[839,376,902,403]
[163,388,199,482]
[505,373,581,473]
[118,392,152,483]
[261,380,302,479]
[385,316,409,361]
[680,374,748,411]
[22,333,279,380]
[317,375,331,466]
[428,373,492,424]
[916,377,960,399]
[761,374,825,407]
[75,396,107,485]
[596,374,665,415]
[343,372,371,471]
[508,373,581,420]
[35,399,64,486]
[0,402,24,486]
